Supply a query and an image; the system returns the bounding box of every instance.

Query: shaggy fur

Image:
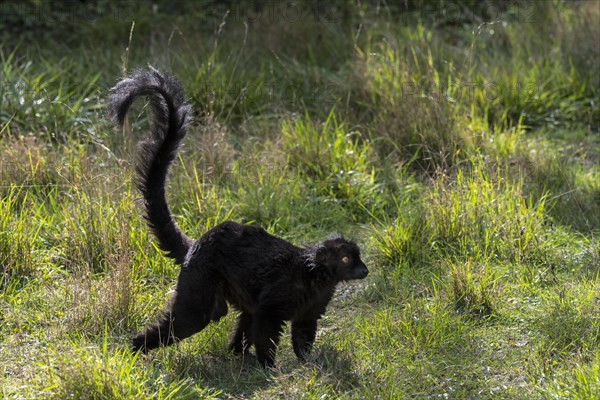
[108,68,369,368]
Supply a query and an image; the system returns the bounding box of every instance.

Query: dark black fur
[108,68,368,368]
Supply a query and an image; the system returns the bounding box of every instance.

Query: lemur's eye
[342,256,350,264]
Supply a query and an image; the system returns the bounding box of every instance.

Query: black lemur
[108,68,369,368]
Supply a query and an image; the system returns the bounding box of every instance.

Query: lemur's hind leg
[132,267,219,352]
[229,311,254,354]
[211,293,228,321]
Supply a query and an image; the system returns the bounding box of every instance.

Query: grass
[1,1,599,398]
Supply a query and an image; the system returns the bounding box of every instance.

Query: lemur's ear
[315,245,333,265]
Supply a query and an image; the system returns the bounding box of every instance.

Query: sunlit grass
[1,1,599,398]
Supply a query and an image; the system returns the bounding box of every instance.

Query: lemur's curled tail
[108,68,193,265]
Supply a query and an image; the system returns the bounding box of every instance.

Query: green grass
[1,1,599,398]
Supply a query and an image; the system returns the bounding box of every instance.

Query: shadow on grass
[306,343,362,393]
[161,343,360,397]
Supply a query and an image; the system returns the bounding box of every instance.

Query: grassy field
[1,1,599,398]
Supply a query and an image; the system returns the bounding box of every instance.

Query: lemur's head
[316,238,368,281]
